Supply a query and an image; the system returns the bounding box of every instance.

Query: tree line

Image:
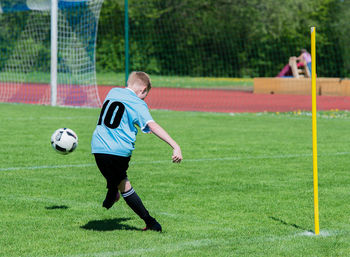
[0,0,349,78]
[97,0,350,78]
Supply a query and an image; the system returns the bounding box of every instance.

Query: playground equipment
[277,57,310,78]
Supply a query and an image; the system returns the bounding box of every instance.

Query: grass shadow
[80,218,141,231]
[45,205,69,210]
[269,216,313,233]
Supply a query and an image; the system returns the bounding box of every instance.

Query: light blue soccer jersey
[91,87,153,157]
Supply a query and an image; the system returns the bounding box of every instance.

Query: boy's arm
[147,121,182,163]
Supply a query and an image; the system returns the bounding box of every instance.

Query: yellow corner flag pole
[311,26,320,235]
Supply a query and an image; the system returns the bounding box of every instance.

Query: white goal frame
[51,0,58,106]
[0,0,103,107]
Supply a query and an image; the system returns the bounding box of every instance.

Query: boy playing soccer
[91,71,182,232]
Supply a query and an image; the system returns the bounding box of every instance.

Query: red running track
[2,83,350,113]
[99,86,350,113]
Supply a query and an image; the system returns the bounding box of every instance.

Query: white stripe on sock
[121,188,135,198]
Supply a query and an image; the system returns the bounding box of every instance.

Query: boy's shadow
[80,218,141,231]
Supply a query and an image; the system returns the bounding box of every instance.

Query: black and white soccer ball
[50,128,78,154]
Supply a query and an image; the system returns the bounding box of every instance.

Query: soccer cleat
[142,220,162,232]
[102,189,120,209]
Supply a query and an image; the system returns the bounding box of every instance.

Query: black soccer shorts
[94,153,131,189]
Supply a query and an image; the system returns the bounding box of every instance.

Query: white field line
[4,116,96,121]
[0,163,95,171]
[298,230,333,237]
[58,229,337,257]
[62,239,216,257]
[1,151,350,172]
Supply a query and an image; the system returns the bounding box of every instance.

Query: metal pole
[51,0,58,106]
[124,0,129,86]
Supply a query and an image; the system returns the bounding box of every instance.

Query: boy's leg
[94,154,129,209]
[119,179,162,232]
[103,188,120,209]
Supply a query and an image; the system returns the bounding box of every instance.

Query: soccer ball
[51,128,78,154]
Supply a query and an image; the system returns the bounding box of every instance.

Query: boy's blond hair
[127,71,152,91]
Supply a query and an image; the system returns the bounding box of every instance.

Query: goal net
[0,0,103,107]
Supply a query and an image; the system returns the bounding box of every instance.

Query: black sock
[122,188,155,224]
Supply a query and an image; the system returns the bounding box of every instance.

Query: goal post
[51,0,58,106]
[0,0,104,107]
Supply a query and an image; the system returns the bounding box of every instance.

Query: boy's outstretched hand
[147,121,183,163]
[172,147,182,163]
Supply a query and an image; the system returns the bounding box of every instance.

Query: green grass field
[1,103,350,256]
[0,71,253,89]
[96,72,253,89]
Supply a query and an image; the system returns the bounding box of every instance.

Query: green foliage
[95,0,350,77]
[1,0,349,78]
[96,0,125,72]
[309,0,345,77]
[336,0,350,76]
[0,12,27,71]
